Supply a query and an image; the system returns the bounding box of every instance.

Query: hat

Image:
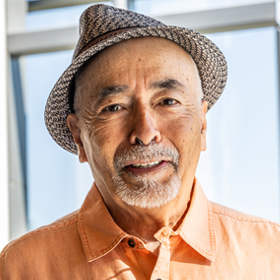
[44,4,227,154]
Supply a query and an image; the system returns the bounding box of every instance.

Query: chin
[112,171,181,209]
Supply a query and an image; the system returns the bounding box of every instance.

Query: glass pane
[24,24,279,229]
[26,2,113,31]
[133,0,274,15]
[24,50,92,230]
[196,26,280,222]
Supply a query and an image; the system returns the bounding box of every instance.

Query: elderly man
[1,4,280,280]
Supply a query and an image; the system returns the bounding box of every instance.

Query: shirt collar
[78,179,216,263]
[78,185,127,262]
[178,178,216,262]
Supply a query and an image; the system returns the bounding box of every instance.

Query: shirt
[1,179,280,279]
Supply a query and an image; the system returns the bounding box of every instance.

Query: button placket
[150,242,171,280]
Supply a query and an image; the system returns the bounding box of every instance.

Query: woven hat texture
[45,4,228,154]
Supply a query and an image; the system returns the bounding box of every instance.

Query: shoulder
[210,201,280,244]
[209,202,280,275]
[211,201,279,226]
[0,210,79,261]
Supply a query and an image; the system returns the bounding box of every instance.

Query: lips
[125,160,168,174]
[130,161,162,168]
[114,144,180,175]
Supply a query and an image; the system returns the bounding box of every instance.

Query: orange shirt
[1,180,280,279]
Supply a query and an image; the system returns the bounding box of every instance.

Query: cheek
[80,117,128,167]
[81,109,125,144]
[160,112,202,171]
[162,112,201,146]
[82,132,117,180]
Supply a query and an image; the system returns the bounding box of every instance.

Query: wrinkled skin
[67,37,208,241]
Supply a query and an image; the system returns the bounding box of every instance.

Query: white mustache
[114,144,179,173]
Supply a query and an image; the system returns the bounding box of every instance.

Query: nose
[129,105,161,146]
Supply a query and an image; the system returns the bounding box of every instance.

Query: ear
[200,100,208,152]
[67,113,88,163]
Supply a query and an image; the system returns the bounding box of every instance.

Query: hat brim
[44,25,227,154]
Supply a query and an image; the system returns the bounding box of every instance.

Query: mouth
[124,160,168,174]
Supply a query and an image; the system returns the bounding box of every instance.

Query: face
[67,37,207,209]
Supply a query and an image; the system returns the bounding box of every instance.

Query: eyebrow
[94,78,183,106]
[149,79,184,90]
[97,85,129,99]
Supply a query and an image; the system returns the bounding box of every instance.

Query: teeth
[131,161,161,168]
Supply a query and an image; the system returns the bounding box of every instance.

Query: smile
[124,160,168,174]
[130,161,162,168]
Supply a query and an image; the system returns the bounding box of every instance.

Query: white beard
[112,144,181,209]
[112,172,181,208]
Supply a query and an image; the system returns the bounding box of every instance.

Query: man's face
[67,37,207,209]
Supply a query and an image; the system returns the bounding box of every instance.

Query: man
[1,4,279,280]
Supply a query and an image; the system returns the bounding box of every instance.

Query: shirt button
[128,238,136,248]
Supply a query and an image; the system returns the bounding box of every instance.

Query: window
[4,0,280,247]
[197,27,279,221]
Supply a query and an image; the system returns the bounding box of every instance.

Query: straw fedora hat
[44,4,227,154]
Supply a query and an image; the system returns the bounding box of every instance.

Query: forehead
[76,37,200,95]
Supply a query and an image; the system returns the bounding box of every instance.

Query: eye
[102,104,122,112]
[161,98,178,106]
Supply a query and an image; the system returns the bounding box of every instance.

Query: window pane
[133,0,274,15]
[196,27,280,222]
[24,25,279,229]
[24,50,92,230]
[26,2,113,31]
